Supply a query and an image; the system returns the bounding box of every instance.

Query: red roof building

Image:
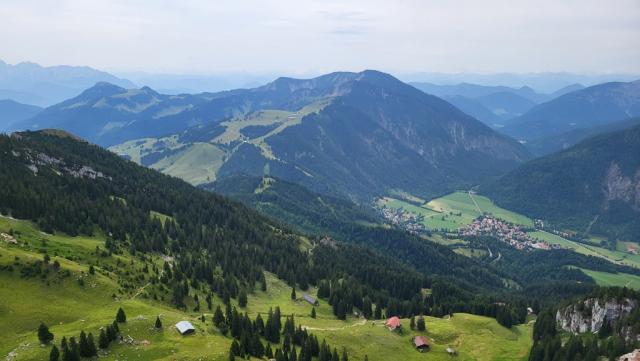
[385,316,401,330]
[414,336,430,352]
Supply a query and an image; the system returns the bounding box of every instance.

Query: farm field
[578,268,640,290]
[379,191,533,232]
[0,215,532,361]
[528,230,640,269]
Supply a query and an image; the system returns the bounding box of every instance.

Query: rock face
[556,297,637,334]
[604,162,640,211]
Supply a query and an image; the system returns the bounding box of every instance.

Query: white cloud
[0,0,638,74]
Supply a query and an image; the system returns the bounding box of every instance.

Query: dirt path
[131,282,151,300]
[468,190,482,213]
[301,319,367,331]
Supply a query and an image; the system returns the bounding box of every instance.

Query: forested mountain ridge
[0,129,538,326]
[111,70,530,201]
[484,124,640,240]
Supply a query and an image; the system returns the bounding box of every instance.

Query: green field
[0,215,532,361]
[379,191,533,232]
[578,268,640,290]
[529,230,640,268]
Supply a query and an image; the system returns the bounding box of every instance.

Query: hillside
[0,59,135,106]
[525,117,640,156]
[484,124,640,240]
[0,129,543,360]
[502,80,640,141]
[112,70,530,201]
[0,99,42,131]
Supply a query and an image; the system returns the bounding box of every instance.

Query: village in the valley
[378,202,555,251]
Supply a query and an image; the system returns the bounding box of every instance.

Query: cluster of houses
[459,216,553,251]
[379,206,426,233]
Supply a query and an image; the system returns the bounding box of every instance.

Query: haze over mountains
[502,80,640,142]
[0,60,134,106]
[410,82,584,128]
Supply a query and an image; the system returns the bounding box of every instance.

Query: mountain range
[99,70,530,200]
[0,99,42,131]
[0,60,135,106]
[501,80,640,141]
[410,82,583,127]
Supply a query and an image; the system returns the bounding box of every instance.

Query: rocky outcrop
[556,297,637,334]
[604,162,640,211]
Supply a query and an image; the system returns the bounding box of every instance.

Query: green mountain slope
[114,70,530,201]
[484,125,640,239]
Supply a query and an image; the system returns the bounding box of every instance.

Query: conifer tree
[116,307,126,323]
[79,331,90,357]
[38,323,54,344]
[155,316,163,329]
[98,329,109,349]
[311,307,316,319]
[213,305,225,327]
[409,316,416,330]
[49,345,60,361]
[291,287,297,300]
[87,333,97,357]
[238,289,248,307]
[417,315,426,331]
[68,336,80,361]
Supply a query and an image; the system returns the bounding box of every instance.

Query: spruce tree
[311,307,316,319]
[38,323,54,344]
[49,345,60,361]
[238,289,247,307]
[68,337,80,361]
[87,333,97,357]
[213,305,225,327]
[291,287,297,300]
[417,316,426,331]
[116,307,126,323]
[79,331,90,357]
[409,316,416,330]
[98,329,109,349]
[155,316,163,329]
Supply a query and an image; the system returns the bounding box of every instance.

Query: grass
[0,215,532,361]
[312,314,532,361]
[379,191,533,232]
[150,142,226,185]
[578,268,640,290]
[528,230,640,269]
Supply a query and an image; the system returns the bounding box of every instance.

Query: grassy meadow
[0,215,533,361]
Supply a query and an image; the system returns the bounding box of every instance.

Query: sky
[0,0,639,77]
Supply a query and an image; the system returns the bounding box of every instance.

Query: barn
[385,316,401,330]
[414,336,430,352]
[175,321,195,335]
[302,294,319,306]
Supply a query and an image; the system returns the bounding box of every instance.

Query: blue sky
[0,0,639,76]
